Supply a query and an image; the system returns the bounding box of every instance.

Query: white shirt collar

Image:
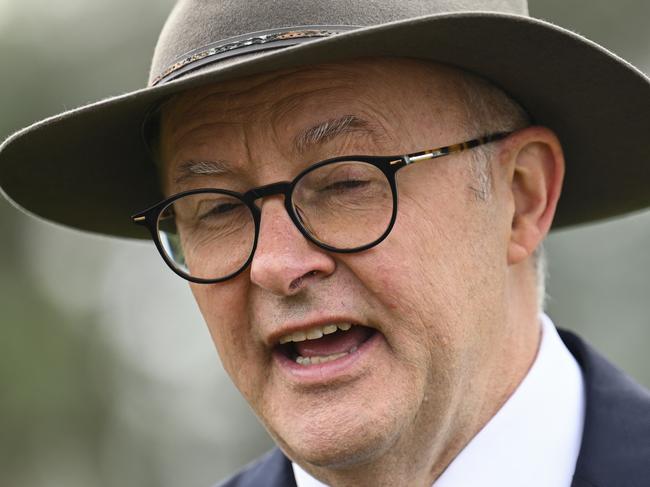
[292,313,586,487]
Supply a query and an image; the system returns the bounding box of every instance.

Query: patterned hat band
[150,25,358,86]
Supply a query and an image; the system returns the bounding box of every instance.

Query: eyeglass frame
[132,131,512,284]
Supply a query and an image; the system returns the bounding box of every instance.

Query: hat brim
[1,12,649,239]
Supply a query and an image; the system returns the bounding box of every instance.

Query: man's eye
[322,179,370,192]
[199,202,243,219]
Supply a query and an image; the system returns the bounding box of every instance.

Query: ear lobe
[507,127,565,266]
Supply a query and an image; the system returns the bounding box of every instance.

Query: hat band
[151,25,358,86]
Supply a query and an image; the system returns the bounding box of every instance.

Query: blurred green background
[1,1,648,486]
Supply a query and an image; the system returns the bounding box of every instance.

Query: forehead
[161,57,467,124]
[157,58,472,186]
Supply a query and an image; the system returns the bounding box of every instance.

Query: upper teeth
[279,323,353,344]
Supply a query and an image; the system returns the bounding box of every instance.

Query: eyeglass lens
[156,160,394,281]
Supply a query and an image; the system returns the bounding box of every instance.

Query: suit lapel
[216,448,297,487]
[560,330,650,487]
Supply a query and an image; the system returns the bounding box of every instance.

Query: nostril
[289,270,318,291]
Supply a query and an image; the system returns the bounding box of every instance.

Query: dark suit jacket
[216,330,650,487]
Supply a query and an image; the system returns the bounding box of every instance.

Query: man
[1,1,649,486]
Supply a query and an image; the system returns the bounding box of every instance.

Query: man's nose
[249,197,336,295]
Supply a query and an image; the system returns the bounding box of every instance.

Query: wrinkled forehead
[159,57,471,134]
[155,57,476,188]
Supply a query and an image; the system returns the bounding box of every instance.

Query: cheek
[189,279,252,372]
[394,180,511,358]
[338,239,467,421]
[361,187,495,350]
[341,216,460,355]
[191,280,271,404]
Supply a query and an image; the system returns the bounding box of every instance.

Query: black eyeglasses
[132,132,511,283]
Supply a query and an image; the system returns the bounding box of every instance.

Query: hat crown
[149,0,528,85]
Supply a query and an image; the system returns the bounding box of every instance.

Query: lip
[272,327,382,386]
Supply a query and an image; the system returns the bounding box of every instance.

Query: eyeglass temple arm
[391,131,511,166]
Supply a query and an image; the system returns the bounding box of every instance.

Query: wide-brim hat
[1,0,649,239]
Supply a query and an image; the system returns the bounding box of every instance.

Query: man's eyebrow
[294,115,376,153]
[172,115,377,185]
[173,159,232,185]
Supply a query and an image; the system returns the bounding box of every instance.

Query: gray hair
[454,73,548,310]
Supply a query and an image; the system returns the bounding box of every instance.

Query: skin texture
[159,58,565,487]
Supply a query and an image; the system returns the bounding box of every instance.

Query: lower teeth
[295,346,358,366]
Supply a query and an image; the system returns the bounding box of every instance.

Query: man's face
[159,59,514,470]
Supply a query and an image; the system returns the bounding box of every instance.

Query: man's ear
[503,127,565,265]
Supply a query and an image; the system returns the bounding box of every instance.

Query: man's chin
[257,337,425,471]
[273,416,401,471]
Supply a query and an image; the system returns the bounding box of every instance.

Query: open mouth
[276,323,376,366]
